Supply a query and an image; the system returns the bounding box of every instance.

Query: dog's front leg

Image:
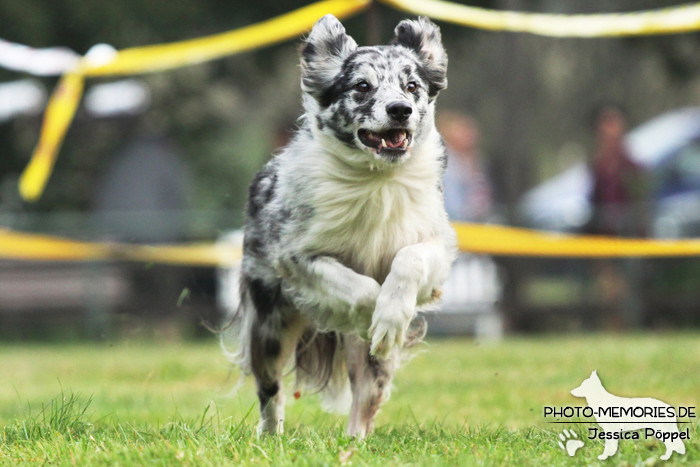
[278,254,381,333]
[345,334,397,438]
[370,240,452,358]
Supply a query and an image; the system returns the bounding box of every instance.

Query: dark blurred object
[0,260,221,341]
[93,135,194,243]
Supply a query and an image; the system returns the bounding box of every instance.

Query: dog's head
[300,15,447,166]
[571,370,603,398]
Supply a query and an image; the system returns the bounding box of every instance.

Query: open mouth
[357,129,412,157]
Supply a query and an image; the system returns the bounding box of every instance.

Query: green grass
[1,334,699,465]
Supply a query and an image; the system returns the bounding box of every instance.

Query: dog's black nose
[386,101,413,122]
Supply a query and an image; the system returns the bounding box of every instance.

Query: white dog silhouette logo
[570,370,686,461]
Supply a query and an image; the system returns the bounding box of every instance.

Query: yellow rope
[5,223,700,266]
[83,0,370,76]
[0,228,241,266]
[453,223,700,257]
[381,0,700,37]
[19,73,84,201]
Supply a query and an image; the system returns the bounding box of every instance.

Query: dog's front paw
[369,314,404,359]
[368,292,414,359]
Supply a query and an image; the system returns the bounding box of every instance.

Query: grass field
[1,334,699,466]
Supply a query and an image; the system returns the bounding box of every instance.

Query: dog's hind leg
[246,277,307,436]
[345,334,398,438]
[251,311,306,435]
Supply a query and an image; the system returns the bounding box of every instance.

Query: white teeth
[380,138,386,148]
[401,139,408,148]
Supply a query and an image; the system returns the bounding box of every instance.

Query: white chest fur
[302,150,444,282]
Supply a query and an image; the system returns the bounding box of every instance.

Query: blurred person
[589,105,645,236]
[437,112,503,337]
[587,105,646,330]
[438,111,493,222]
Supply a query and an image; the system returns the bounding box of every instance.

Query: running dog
[224,14,456,437]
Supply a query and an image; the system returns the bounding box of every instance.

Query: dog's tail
[295,329,351,413]
[220,281,255,382]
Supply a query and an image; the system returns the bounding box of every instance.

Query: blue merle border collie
[223,14,456,437]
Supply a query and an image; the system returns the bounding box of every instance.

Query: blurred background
[2,0,700,342]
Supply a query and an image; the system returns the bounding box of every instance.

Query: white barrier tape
[0,39,80,76]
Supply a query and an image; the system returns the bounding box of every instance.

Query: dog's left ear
[301,14,357,101]
[393,17,448,97]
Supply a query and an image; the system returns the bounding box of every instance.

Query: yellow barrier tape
[0,228,104,262]
[17,0,370,202]
[119,243,242,267]
[381,0,700,37]
[453,222,700,257]
[19,73,84,202]
[82,0,370,76]
[3,223,700,268]
[0,229,241,267]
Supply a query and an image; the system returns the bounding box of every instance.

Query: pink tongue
[384,131,405,148]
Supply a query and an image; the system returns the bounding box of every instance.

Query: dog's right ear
[301,15,357,101]
[393,17,447,98]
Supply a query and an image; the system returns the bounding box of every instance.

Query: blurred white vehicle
[519,107,700,239]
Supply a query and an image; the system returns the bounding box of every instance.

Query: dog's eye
[355,82,371,92]
[406,82,418,93]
